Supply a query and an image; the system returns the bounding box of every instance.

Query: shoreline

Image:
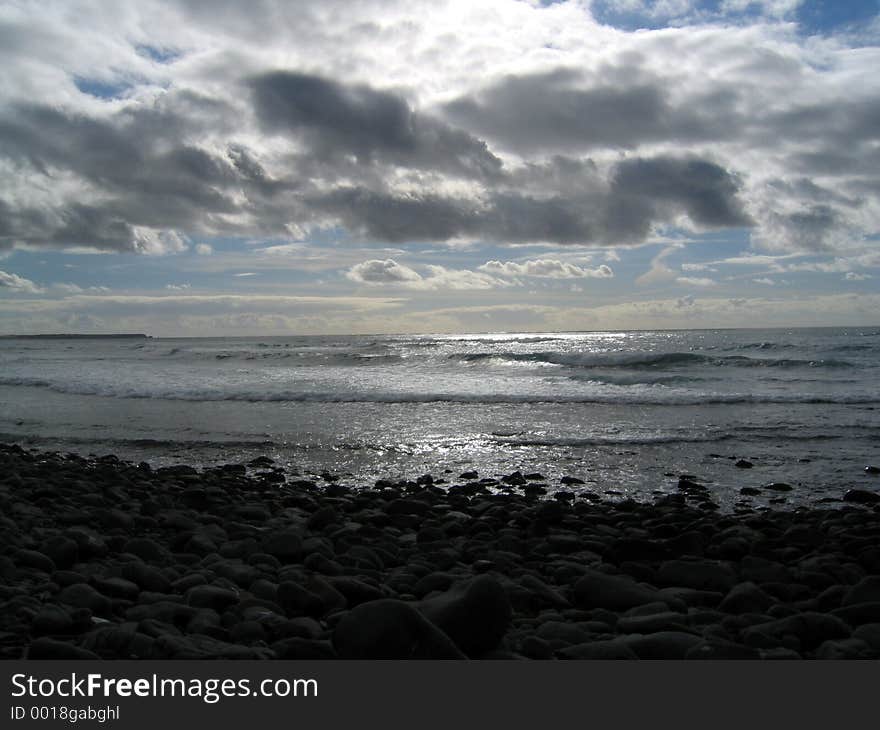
[1,442,879,660]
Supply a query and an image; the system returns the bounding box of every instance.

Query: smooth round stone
[333,599,464,659]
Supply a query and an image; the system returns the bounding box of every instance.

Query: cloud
[675,276,717,287]
[0,0,877,264]
[443,66,734,154]
[844,272,872,281]
[346,258,506,290]
[346,258,422,285]
[752,277,776,285]
[479,259,614,279]
[0,269,42,293]
[195,243,213,255]
[249,71,502,179]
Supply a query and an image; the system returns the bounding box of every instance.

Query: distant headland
[0,334,150,339]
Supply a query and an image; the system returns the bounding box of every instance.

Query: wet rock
[816,638,870,659]
[58,583,112,616]
[656,559,737,593]
[743,612,852,650]
[841,576,880,606]
[186,585,239,611]
[419,575,512,656]
[122,538,168,563]
[40,536,79,570]
[843,489,880,505]
[852,623,880,650]
[91,577,140,601]
[685,639,760,660]
[14,549,55,573]
[261,530,303,562]
[334,599,465,659]
[831,602,880,627]
[277,581,325,618]
[765,483,793,492]
[121,562,172,593]
[28,637,100,660]
[271,638,337,660]
[32,604,75,635]
[557,640,637,660]
[735,460,753,469]
[622,631,703,659]
[719,582,775,615]
[617,612,690,634]
[573,569,661,611]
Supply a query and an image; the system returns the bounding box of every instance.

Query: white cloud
[845,272,872,281]
[676,276,717,287]
[165,283,191,290]
[195,243,213,255]
[752,277,776,285]
[346,258,506,290]
[479,259,614,279]
[0,270,42,294]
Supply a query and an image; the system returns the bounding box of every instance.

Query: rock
[573,569,661,611]
[121,562,172,593]
[843,489,880,504]
[326,577,384,608]
[560,476,585,485]
[831,602,880,627]
[40,536,79,569]
[14,549,55,573]
[31,604,75,635]
[185,585,239,611]
[261,530,303,562]
[852,623,880,650]
[841,576,880,606]
[865,466,880,475]
[765,483,793,492]
[122,538,168,563]
[816,638,870,659]
[739,487,761,496]
[735,460,753,469]
[82,628,155,659]
[58,583,112,616]
[535,621,591,645]
[334,599,465,659]
[519,574,570,608]
[271,638,337,660]
[719,582,775,615]
[277,581,325,617]
[91,577,140,601]
[419,575,512,656]
[685,639,761,659]
[656,559,737,593]
[28,638,100,660]
[617,612,690,634]
[557,640,638,660]
[622,631,703,659]
[743,612,852,650]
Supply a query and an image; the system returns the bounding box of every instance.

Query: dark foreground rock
[1,442,879,660]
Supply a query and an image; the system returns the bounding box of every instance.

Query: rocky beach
[2,442,880,660]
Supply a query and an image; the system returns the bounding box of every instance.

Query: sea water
[1,327,878,508]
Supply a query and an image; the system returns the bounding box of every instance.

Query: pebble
[2,442,880,660]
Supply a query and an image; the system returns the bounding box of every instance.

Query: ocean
[1,327,878,509]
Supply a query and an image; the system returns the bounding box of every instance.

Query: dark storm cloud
[442,67,740,152]
[0,61,751,253]
[609,157,753,229]
[249,71,502,179]
[0,97,283,252]
[311,154,750,244]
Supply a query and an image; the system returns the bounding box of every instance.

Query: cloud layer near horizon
[0,0,878,260]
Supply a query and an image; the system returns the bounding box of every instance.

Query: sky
[1,0,879,335]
